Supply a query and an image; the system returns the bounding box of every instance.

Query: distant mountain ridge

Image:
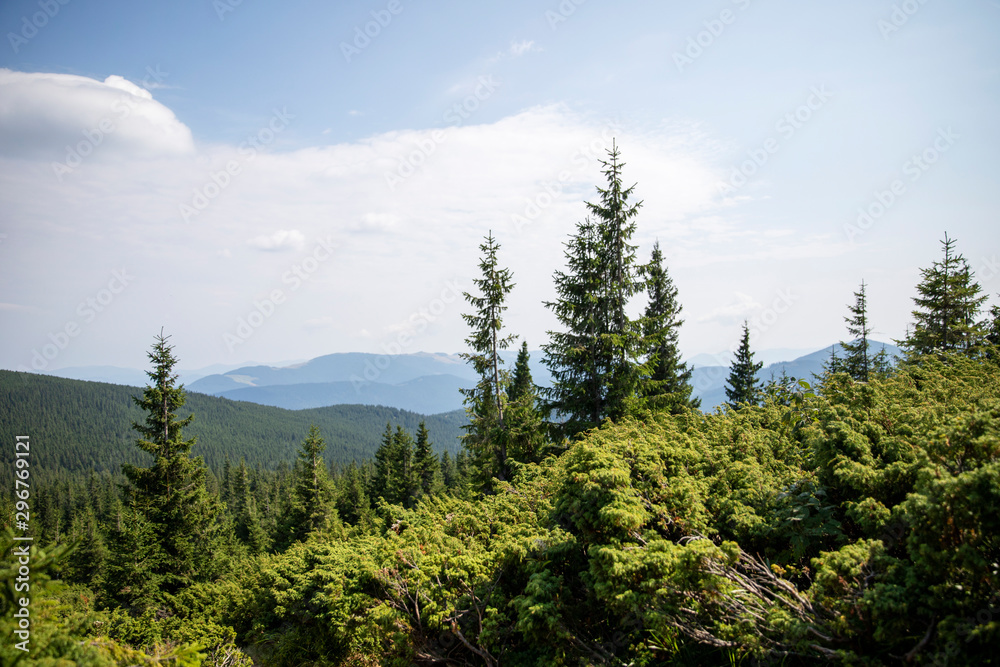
[44,343,901,415]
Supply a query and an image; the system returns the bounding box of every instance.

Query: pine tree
[460,232,517,488]
[117,331,226,603]
[544,142,645,435]
[902,234,988,355]
[725,321,763,409]
[639,241,699,413]
[287,425,336,542]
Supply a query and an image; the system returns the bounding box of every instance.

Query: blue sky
[1,0,998,373]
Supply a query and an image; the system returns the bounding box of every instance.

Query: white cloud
[0,69,194,161]
[246,229,307,251]
[698,292,761,325]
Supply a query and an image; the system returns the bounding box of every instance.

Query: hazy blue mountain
[216,373,472,414]
[691,341,902,410]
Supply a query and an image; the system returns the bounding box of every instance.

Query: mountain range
[40,343,900,414]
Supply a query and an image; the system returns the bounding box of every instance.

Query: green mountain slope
[0,370,467,479]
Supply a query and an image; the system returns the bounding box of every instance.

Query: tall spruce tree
[371,423,418,507]
[284,425,336,543]
[725,321,763,409]
[460,232,517,488]
[639,241,699,413]
[902,234,988,355]
[505,341,546,464]
[116,331,226,603]
[543,217,605,435]
[413,421,442,499]
[544,142,645,435]
[825,280,881,382]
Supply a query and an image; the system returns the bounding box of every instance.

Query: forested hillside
[0,370,465,478]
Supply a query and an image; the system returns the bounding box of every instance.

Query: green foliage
[543,142,646,437]
[902,233,988,356]
[726,321,764,409]
[639,240,700,413]
[460,231,518,489]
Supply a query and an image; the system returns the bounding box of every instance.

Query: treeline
[2,143,999,665]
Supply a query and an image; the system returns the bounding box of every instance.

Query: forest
[3,145,999,666]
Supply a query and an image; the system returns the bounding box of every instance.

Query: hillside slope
[0,370,466,478]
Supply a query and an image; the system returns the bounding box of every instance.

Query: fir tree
[509,341,535,403]
[504,342,546,464]
[116,331,226,603]
[725,321,763,409]
[460,232,517,488]
[902,234,988,355]
[639,240,699,413]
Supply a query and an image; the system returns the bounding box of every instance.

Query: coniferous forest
[3,146,1000,666]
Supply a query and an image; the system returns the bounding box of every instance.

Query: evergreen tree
[413,421,442,499]
[460,232,517,488]
[335,461,372,527]
[544,142,645,436]
[504,342,546,464]
[509,341,535,403]
[725,321,763,409]
[440,451,458,490]
[371,423,417,506]
[116,331,226,604]
[287,425,336,542]
[543,217,605,435]
[639,240,699,413]
[232,458,269,553]
[902,234,988,355]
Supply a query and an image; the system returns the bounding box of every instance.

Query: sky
[1,0,998,373]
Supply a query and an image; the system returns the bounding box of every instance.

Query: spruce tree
[335,461,372,527]
[902,234,987,355]
[725,321,763,409]
[286,425,336,542]
[544,142,645,435]
[639,241,699,413]
[543,217,605,434]
[413,421,442,499]
[460,231,517,488]
[117,331,226,603]
[505,342,546,464]
[371,424,417,506]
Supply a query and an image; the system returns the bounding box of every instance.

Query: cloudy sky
[1,0,998,373]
